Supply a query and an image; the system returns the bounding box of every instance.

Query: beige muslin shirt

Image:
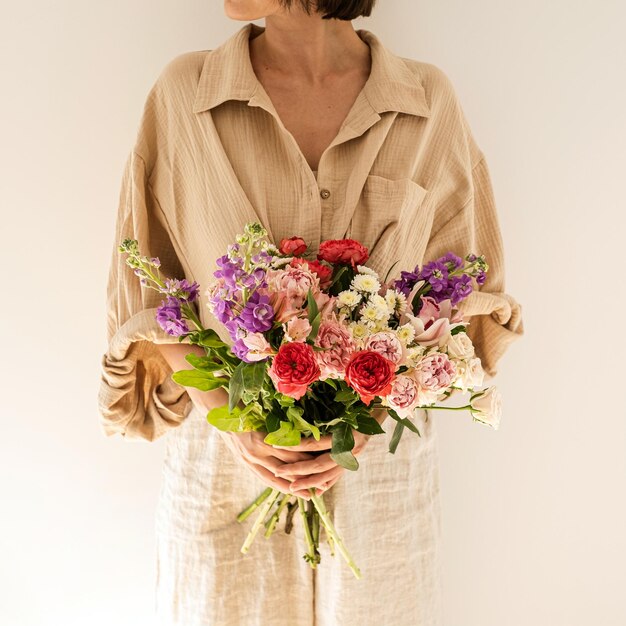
[97,22,524,626]
[98,22,523,443]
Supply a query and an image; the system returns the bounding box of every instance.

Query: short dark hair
[277,0,377,21]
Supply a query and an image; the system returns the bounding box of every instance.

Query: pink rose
[412,351,456,393]
[314,321,355,379]
[385,374,421,418]
[364,331,405,365]
[264,266,321,322]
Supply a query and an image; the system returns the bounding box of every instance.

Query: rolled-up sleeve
[423,154,524,379]
[97,150,193,441]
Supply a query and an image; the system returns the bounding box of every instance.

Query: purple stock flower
[394,267,421,297]
[420,260,449,294]
[240,268,266,290]
[214,254,245,288]
[449,274,473,305]
[239,291,274,333]
[164,278,200,302]
[156,296,189,336]
[211,297,236,324]
[438,252,463,270]
[225,318,246,341]
[231,338,254,363]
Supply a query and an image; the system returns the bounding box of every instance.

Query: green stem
[264,493,291,538]
[298,497,319,567]
[181,303,203,331]
[422,404,471,411]
[237,487,273,523]
[310,490,361,579]
[241,489,280,554]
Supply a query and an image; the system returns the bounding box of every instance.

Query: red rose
[279,236,307,257]
[345,350,396,405]
[268,342,321,400]
[317,238,369,268]
[290,257,333,289]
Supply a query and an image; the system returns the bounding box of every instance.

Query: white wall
[1,1,624,624]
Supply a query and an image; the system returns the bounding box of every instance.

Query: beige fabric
[98,22,524,625]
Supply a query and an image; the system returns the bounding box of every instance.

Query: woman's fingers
[266,447,315,464]
[248,462,293,494]
[274,452,337,478]
[289,464,345,491]
[271,434,333,452]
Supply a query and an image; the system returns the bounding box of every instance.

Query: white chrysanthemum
[360,302,388,323]
[385,289,408,315]
[351,274,381,294]
[396,323,416,344]
[356,265,379,278]
[350,321,371,340]
[338,306,352,319]
[337,289,362,308]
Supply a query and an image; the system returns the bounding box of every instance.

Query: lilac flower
[164,278,200,302]
[476,270,487,285]
[240,268,266,290]
[214,255,245,288]
[210,297,236,324]
[239,291,274,333]
[225,318,246,341]
[156,297,189,336]
[231,338,254,362]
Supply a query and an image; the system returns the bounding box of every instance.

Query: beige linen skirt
[154,403,443,625]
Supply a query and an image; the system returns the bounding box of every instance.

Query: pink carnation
[314,321,355,379]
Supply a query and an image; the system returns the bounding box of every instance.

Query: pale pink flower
[284,317,312,342]
[401,296,464,347]
[241,332,275,361]
[364,331,405,365]
[385,374,420,418]
[314,321,355,380]
[469,386,502,430]
[413,351,456,393]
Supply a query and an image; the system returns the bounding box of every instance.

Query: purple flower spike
[476,270,487,285]
[239,291,274,333]
[156,297,189,336]
[231,338,253,362]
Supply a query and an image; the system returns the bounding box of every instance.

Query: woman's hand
[273,408,389,497]
[219,430,318,498]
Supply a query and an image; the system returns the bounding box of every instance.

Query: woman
[98,1,524,624]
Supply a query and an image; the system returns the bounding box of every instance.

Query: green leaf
[264,421,301,446]
[171,369,226,391]
[329,265,348,288]
[229,361,246,412]
[265,410,281,433]
[383,259,400,284]
[287,406,320,441]
[335,389,358,404]
[330,450,359,471]
[308,312,322,342]
[184,353,226,372]
[306,288,319,325]
[387,408,422,437]
[332,422,355,453]
[196,328,228,349]
[207,405,243,431]
[388,420,405,454]
[450,324,467,336]
[355,415,385,435]
[242,361,267,398]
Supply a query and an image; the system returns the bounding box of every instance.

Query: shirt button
[319,188,331,200]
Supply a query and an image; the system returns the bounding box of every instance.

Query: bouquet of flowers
[119,222,502,579]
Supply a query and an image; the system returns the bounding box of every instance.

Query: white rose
[466,357,485,387]
[469,386,502,430]
[446,331,475,360]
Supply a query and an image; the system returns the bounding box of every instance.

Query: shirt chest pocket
[346,174,430,276]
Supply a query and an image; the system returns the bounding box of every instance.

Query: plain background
[1,1,625,624]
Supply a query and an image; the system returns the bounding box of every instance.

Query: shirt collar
[193,22,430,119]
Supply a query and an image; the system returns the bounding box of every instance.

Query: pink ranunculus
[264,266,321,323]
[364,331,405,365]
[412,351,456,393]
[385,374,421,418]
[314,320,356,380]
[284,317,312,342]
[241,332,274,361]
